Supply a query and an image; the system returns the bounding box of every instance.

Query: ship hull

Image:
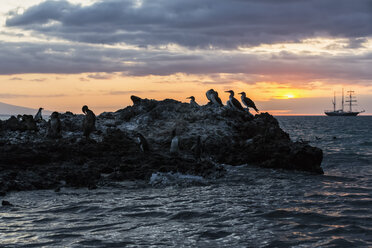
[324,111,360,116]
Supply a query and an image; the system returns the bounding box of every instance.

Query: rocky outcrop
[0,96,323,193]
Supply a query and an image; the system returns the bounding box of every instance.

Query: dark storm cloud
[6,0,372,48]
[1,41,371,85]
[0,41,137,74]
[345,38,368,49]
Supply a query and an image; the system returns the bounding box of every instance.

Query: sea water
[1,116,371,247]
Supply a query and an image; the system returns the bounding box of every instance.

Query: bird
[225,90,244,111]
[82,105,96,138]
[206,89,223,107]
[47,111,62,138]
[238,92,259,113]
[170,129,179,155]
[34,107,43,121]
[136,133,150,152]
[186,96,199,107]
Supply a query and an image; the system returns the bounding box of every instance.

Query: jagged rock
[22,115,38,131]
[2,115,38,132]
[4,116,21,131]
[0,96,323,193]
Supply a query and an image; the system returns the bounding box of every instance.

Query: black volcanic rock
[0,96,323,193]
[2,200,12,206]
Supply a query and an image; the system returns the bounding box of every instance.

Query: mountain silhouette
[0,101,51,116]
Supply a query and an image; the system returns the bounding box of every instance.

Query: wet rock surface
[0,97,323,193]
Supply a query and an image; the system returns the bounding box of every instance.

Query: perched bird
[225,90,244,111]
[238,92,259,113]
[170,129,179,155]
[136,133,150,152]
[47,112,62,138]
[186,96,199,107]
[34,107,43,121]
[82,105,96,138]
[206,89,223,107]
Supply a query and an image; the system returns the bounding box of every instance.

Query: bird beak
[238,92,243,95]
[224,91,230,93]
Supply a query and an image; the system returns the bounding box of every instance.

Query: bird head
[225,90,234,96]
[238,92,246,96]
[39,107,44,110]
[186,96,195,101]
[82,105,89,114]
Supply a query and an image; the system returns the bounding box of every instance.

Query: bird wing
[232,98,244,111]
[244,97,259,112]
[215,96,223,106]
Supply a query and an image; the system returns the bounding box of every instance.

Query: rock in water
[0,96,323,194]
[2,200,13,206]
[117,97,323,174]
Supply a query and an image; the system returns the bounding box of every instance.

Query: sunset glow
[0,0,371,115]
[284,94,295,99]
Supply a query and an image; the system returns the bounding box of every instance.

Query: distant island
[0,101,51,116]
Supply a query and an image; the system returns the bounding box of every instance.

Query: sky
[0,0,371,115]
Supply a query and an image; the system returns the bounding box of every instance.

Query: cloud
[0,93,67,99]
[107,90,144,95]
[0,41,372,86]
[5,0,372,49]
[344,38,368,49]
[87,73,114,80]
[30,78,47,82]
[2,0,371,88]
[9,77,23,80]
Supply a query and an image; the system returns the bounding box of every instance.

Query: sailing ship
[325,89,365,116]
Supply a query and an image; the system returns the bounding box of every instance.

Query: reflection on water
[1,116,372,247]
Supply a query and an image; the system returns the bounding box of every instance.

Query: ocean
[1,116,371,247]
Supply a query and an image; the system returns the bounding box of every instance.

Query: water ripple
[0,116,371,247]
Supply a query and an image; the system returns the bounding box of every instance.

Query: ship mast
[332,91,336,111]
[346,90,356,112]
[341,88,344,111]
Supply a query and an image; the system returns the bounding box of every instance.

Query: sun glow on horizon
[284,93,296,99]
